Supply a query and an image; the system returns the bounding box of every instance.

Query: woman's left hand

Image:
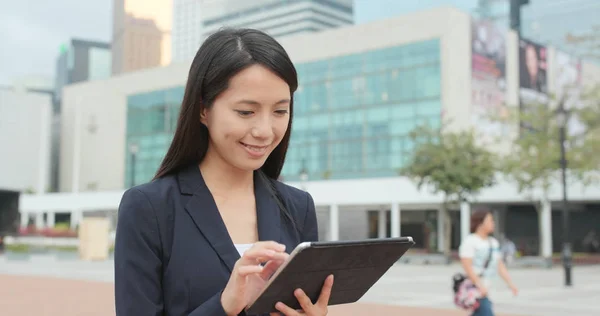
[273,274,334,315]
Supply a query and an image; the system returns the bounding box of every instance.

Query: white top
[458,234,501,286]
[234,243,254,257]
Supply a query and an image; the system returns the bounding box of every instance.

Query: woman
[459,209,518,316]
[114,28,333,316]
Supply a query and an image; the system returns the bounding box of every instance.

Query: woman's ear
[200,107,208,126]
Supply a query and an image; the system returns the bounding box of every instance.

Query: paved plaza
[1,255,599,315]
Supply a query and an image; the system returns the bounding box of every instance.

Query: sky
[0,0,112,85]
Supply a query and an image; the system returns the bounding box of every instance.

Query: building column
[35,213,44,229]
[437,208,445,253]
[540,198,553,260]
[20,212,29,228]
[329,204,339,241]
[391,203,400,238]
[460,201,471,243]
[378,209,387,238]
[47,212,55,228]
[71,210,81,230]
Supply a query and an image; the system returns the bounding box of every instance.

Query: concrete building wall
[60,64,189,192]
[0,89,52,193]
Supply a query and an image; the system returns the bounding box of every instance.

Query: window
[282,39,441,180]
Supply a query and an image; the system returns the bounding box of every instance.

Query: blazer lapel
[254,172,282,244]
[177,165,284,272]
[178,165,238,273]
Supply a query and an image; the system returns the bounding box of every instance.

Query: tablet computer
[245,236,415,315]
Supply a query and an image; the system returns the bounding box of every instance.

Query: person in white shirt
[459,209,519,316]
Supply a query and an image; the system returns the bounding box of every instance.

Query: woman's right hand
[220,241,289,316]
[478,285,488,298]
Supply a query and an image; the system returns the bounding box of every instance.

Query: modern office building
[355,0,600,61]
[172,0,354,63]
[171,0,203,63]
[52,39,111,193]
[21,7,600,257]
[112,0,173,75]
[55,39,112,110]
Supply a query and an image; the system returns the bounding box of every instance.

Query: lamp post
[299,159,308,191]
[129,143,139,187]
[556,101,572,287]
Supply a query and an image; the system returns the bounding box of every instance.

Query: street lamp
[129,143,139,187]
[299,159,308,191]
[556,101,572,287]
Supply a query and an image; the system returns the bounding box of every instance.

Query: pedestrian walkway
[1,255,599,315]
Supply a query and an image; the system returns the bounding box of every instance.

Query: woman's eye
[236,110,253,116]
[275,110,289,115]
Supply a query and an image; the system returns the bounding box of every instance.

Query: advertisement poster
[471,19,507,144]
[519,38,548,103]
[518,38,549,132]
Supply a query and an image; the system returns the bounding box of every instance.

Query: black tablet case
[245,237,415,315]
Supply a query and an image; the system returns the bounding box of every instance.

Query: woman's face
[526,45,539,78]
[201,64,291,172]
[481,213,496,234]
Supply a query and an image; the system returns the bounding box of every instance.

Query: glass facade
[124,39,441,186]
[125,86,184,187]
[88,47,112,81]
[283,39,441,181]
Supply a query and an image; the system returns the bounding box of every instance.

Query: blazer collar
[177,164,282,272]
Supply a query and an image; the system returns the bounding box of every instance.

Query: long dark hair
[154,28,298,180]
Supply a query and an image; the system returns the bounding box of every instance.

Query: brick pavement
[0,274,522,316]
[0,274,114,316]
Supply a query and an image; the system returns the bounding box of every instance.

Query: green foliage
[400,122,497,256]
[6,243,30,253]
[400,123,497,204]
[496,85,600,196]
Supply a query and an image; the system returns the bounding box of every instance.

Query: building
[172,0,354,63]
[112,0,173,75]
[0,87,53,231]
[355,0,600,61]
[55,39,112,109]
[22,7,600,258]
[52,39,111,193]
[0,88,53,194]
[171,0,203,63]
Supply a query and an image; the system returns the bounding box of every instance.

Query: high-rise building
[52,39,111,193]
[112,0,173,75]
[171,0,203,63]
[355,0,600,61]
[172,0,354,63]
[55,39,111,108]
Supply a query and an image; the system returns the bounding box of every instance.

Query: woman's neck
[199,149,254,195]
[475,230,489,239]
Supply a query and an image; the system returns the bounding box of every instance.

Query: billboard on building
[519,38,548,102]
[471,19,508,144]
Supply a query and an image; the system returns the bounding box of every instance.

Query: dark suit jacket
[114,164,318,316]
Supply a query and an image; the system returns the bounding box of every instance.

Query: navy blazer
[114,164,318,316]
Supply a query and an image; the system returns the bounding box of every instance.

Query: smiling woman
[114,28,332,316]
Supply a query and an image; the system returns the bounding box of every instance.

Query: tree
[493,85,600,256]
[400,123,497,257]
